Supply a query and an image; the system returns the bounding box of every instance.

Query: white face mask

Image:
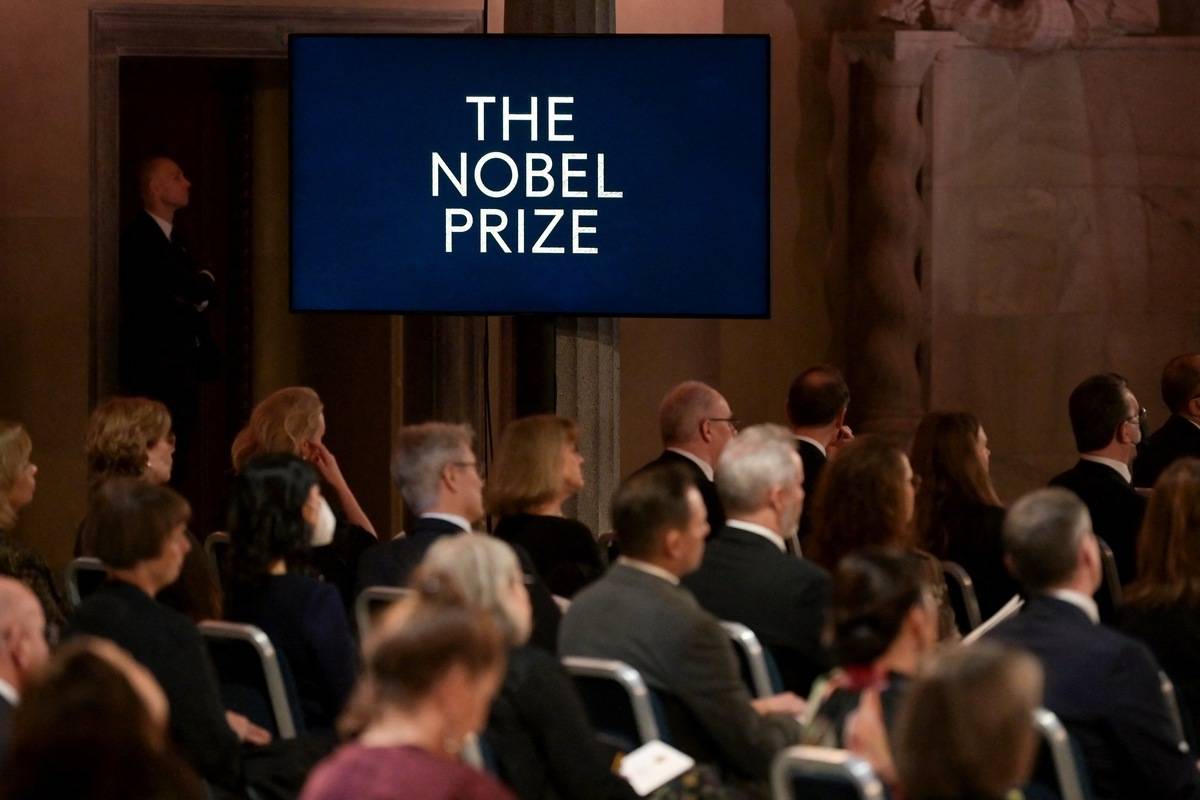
[311,496,336,548]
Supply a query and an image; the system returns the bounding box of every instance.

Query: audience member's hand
[844,688,896,785]
[307,441,348,490]
[751,691,807,717]
[226,710,272,745]
[827,425,854,458]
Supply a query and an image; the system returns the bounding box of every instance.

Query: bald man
[0,577,51,754]
[1134,354,1200,488]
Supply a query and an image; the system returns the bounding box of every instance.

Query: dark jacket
[795,439,826,546]
[1120,600,1200,751]
[636,451,724,533]
[931,500,1019,621]
[493,514,605,599]
[1134,414,1200,488]
[1049,460,1145,584]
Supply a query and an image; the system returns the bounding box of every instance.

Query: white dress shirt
[1080,455,1132,484]
[617,556,680,586]
[726,519,786,553]
[666,448,714,482]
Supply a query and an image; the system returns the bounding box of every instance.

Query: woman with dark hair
[910,412,1017,619]
[805,549,938,746]
[486,415,604,598]
[1120,458,1200,744]
[225,453,357,731]
[301,576,514,800]
[0,637,205,800]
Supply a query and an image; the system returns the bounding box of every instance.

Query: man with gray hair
[0,577,51,755]
[683,424,830,694]
[635,380,736,532]
[987,488,1200,800]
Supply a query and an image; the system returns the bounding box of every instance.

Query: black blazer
[934,500,1019,621]
[1134,414,1200,488]
[637,450,725,532]
[486,645,638,800]
[1049,460,1145,584]
[988,595,1200,800]
[493,514,605,599]
[68,580,243,791]
[356,517,563,653]
[1120,601,1200,751]
[795,440,827,546]
[682,524,830,695]
[0,694,12,759]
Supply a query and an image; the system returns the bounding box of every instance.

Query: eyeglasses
[706,417,740,434]
[1126,407,1148,426]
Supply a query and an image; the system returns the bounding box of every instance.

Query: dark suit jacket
[1049,460,1146,584]
[1120,601,1200,752]
[682,524,830,695]
[988,596,1200,800]
[69,580,243,791]
[560,564,802,782]
[486,645,639,800]
[356,516,562,653]
[637,451,725,532]
[493,514,605,599]
[934,500,1020,621]
[1134,415,1200,488]
[0,693,13,759]
[795,439,826,545]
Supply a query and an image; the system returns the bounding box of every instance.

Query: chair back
[203,532,230,583]
[1094,537,1122,621]
[561,656,662,752]
[770,745,885,800]
[65,557,108,610]
[355,585,412,637]
[1159,670,1190,753]
[199,621,301,739]
[719,620,778,699]
[941,560,982,633]
[1030,707,1087,800]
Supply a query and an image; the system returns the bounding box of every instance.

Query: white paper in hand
[618,740,695,796]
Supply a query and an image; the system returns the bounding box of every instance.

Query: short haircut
[0,421,33,531]
[786,365,849,427]
[658,381,725,447]
[231,386,324,473]
[1161,354,1200,414]
[485,415,577,517]
[1068,373,1131,453]
[390,423,474,515]
[89,478,190,569]
[1003,488,1091,593]
[420,534,525,646]
[86,397,172,483]
[136,156,171,202]
[226,453,320,588]
[716,424,801,515]
[829,549,926,667]
[611,464,696,559]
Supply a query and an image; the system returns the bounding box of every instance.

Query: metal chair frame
[1095,537,1122,610]
[561,656,661,745]
[719,620,776,699]
[941,559,983,632]
[769,745,885,800]
[203,531,230,580]
[64,556,107,610]
[1033,707,1087,800]
[199,620,297,739]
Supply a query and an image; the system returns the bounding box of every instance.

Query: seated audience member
[559,464,805,790]
[987,488,1200,800]
[300,579,514,800]
[683,423,830,695]
[232,386,378,607]
[1049,373,1147,583]
[635,381,735,532]
[806,550,937,747]
[911,411,1019,620]
[69,478,269,793]
[0,637,205,800]
[224,453,357,731]
[808,436,956,638]
[0,578,50,756]
[1121,458,1200,747]
[357,423,561,652]
[420,534,638,800]
[785,365,852,545]
[880,643,1043,800]
[80,397,221,622]
[0,423,67,629]
[487,415,605,599]
[1135,354,1200,488]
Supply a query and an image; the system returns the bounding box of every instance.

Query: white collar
[666,448,714,482]
[794,435,827,457]
[1185,416,1200,433]
[0,677,18,706]
[147,211,173,241]
[617,556,680,586]
[419,512,471,532]
[726,519,787,553]
[1079,455,1132,484]
[1046,589,1100,624]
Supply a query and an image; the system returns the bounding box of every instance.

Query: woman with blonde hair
[0,421,67,628]
[486,415,603,598]
[231,386,377,606]
[419,535,638,800]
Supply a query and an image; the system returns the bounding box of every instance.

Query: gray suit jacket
[559,563,802,781]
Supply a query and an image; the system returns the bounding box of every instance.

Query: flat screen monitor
[290,34,770,316]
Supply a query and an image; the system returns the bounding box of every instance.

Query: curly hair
[808,435,913,571]
[484,415,577,517]
[230,387,323,473]
[225,453,319,590]
[85,397,171,484]
[911,412,1001,557]
[0,421,33,531]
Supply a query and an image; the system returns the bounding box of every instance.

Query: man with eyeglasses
[635,380,738,533]
[1134,353,1200,488]
[0,576,51,756]
[1049,373,1147,585]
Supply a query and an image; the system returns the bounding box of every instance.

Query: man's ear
[835,406,848,429]
[661,528,683,562]
[697,418,713,444]
[1187,395,1200,419]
